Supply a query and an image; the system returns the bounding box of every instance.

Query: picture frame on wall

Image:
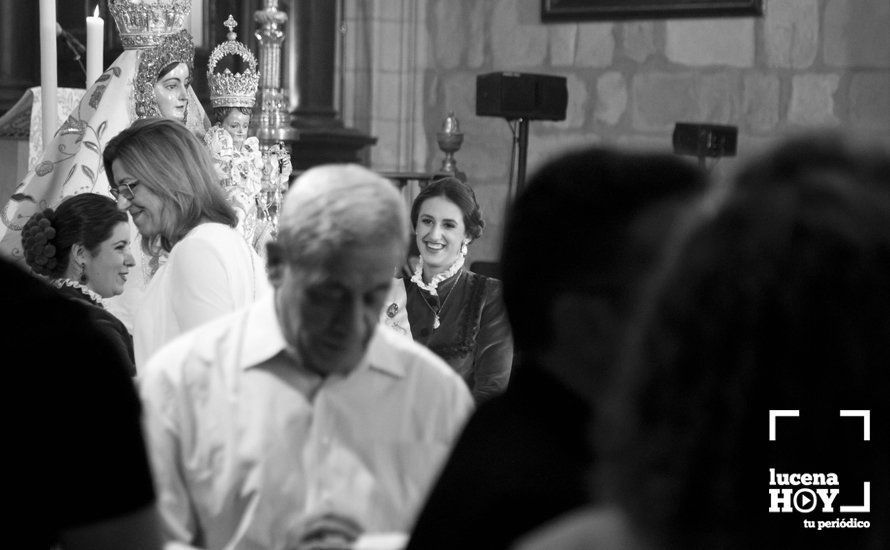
[541,0,764,22]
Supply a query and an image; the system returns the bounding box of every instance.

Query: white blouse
[134,222,271,370]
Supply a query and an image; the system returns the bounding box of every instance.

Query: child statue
[204,15,291,254]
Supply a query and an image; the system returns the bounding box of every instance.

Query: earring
[460,241,469,256]
[79,262,88,285]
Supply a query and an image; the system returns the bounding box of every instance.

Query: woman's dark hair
[21,193,127,278]
[213,106,252,125]
[410,176,484,241]
[157,61,185,81]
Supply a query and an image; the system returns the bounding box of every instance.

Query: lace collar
[52,278,105,308]
[410,255,465,296]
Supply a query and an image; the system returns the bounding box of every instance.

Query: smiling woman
[21,193,137,375]
[104,118,271,369]
[382,177,514,402]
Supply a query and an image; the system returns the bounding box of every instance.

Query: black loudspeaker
[476,72,568,121]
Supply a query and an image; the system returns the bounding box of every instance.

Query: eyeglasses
[110,180,139,201]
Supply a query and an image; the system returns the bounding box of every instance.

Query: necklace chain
[410,255,465,296]
[419,270,462,330]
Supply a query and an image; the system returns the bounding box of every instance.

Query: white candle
[188,0,204,46]
[38,0,57,149]
[86,5,104,89]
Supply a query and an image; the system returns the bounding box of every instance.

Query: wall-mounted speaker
[476,72,568,121]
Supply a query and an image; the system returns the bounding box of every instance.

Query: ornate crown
[208,16,259,109]
[108,0,191,50]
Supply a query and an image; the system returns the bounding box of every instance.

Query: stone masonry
[417,0,890,262]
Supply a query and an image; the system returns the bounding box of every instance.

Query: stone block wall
[419,0,890,263]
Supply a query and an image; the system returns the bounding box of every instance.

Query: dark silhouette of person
[2,256,161,549]
[406,146,707,549]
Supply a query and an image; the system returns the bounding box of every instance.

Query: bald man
[140,165,473,550]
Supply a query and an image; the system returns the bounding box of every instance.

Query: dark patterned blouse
[405,268,513,402]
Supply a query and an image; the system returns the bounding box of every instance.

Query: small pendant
[433,315,440,330]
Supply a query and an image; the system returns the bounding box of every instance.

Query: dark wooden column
[286,0,375,168]
[0,0,92,114]
[0,0,38,114]
[292,0,337,125]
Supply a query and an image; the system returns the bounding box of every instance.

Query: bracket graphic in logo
[768,409,870,514]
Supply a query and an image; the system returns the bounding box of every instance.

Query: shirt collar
[240,293,288,370]
[365,328,407,379]
[241,292,406,380]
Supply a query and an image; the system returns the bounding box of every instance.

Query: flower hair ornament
[135,29,195,118]
[21,209,59,276]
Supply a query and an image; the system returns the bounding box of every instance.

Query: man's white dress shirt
[140,293,474,550]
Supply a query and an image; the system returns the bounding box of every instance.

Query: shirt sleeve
[168,235,237,333]
[140,352,202,546]
[471,279,514,402]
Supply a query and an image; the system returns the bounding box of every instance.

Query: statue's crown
[208,16,259,109]
[108,0,191,50]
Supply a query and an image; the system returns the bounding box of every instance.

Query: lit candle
[86,5,104,89]
[38,0,58,149]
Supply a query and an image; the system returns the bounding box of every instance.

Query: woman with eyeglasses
[382,177,514,402]
[104,118,270,370]
[21,193,137,375]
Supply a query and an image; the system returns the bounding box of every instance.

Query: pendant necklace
[420,271,462,330]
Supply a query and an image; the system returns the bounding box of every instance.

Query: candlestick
[436,111,467,182]
[86,5,104,89]
[254,0,289,141]
[39,0,58,148]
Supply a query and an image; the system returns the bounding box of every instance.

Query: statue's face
[153,62,190,121]
[222,109,251,150]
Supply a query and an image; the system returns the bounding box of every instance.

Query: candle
[38,0,57,149]
[86,5,104,89]
[188,0,203,46]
